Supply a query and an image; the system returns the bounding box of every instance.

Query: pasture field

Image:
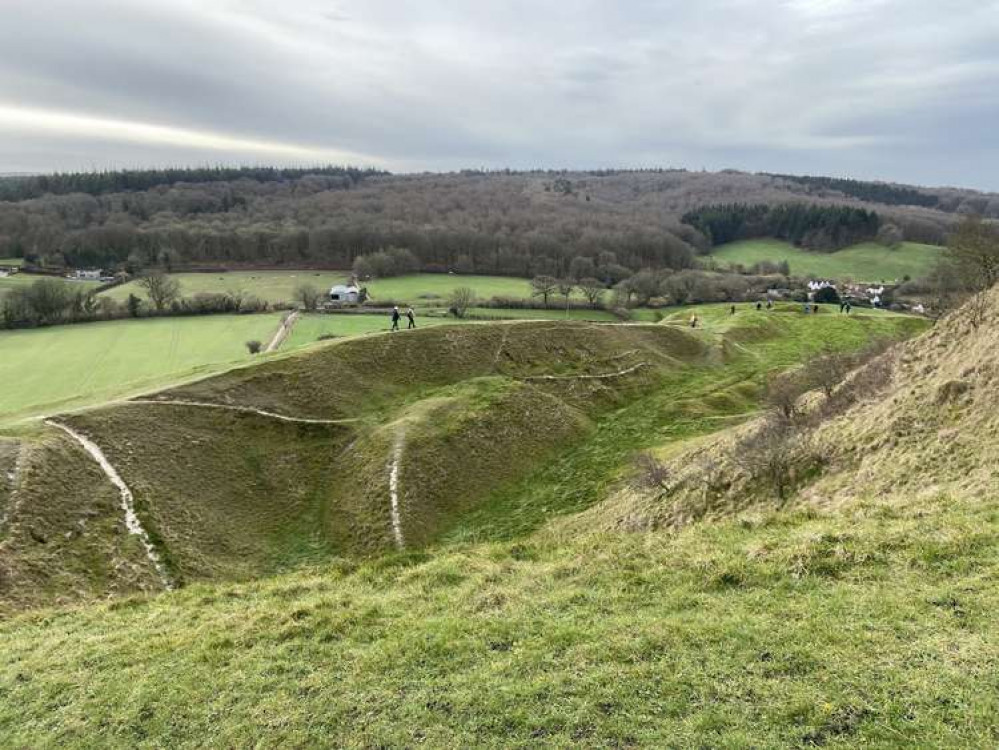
[0,313,282,423]
[0,272,100,298]
[0,257,24,267]
[711,239,944,281]
[102,271,541,306]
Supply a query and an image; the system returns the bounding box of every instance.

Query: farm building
[328,284,361,305]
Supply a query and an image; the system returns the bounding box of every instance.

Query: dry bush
[631,453,671,490]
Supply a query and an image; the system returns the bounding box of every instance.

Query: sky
[1,0,998,189]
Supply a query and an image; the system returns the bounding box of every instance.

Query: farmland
[710,239,944,281]
[0,313,283,424]
[101,271,539,307]
[0,272,100,299]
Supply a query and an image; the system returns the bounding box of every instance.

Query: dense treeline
[769,174,940,208]
[0,168,981,278]
[681,203,881,250]
[0,165,385,202]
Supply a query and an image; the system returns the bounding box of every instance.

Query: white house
[328,284,360,305]
[71,269,103,281]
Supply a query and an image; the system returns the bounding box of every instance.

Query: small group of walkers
[390,306,416,331]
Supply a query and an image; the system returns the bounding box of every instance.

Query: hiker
[766,299,773,310]
[756,301,762,311]
[406,306,416,329]
[839,301,846,313]
[802,302,809,313]
[689,313,698,328]
[845,301,852,314]
[730,305,736,315]
[812,304,819,314]
[391,306,401,331]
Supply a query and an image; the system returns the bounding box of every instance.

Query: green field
[711,239,944,281]
[0,257,24,267]
[0,314,283,423]
[102,272,541,306]
[0,272,100,298]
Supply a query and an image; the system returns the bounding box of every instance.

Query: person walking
[730,304,736,315]
[689,313,698,328]
[391,306,401,331]
[756,301,762,311]
[406,306,416,329]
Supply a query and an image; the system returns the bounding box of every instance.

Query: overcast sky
[2,0,998,189]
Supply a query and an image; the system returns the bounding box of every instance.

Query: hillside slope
[582,289,999,535]
[0,314,922,614]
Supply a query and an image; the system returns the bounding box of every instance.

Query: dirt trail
[130,399,362,425]
[388,429,405,549]
[265,311,300,353]
[521,362,647,381]
[45,420,173,590]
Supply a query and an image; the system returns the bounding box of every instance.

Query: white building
[328,284,360,305]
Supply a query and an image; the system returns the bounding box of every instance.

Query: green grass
[0,314,283,424]
[1,309,958,746]
[462,307,619,321]
[284,313,468,349]
[0,257,24,267]
[101,272,543,307]
[711,239,944,281]
[1,489,996,747]
[0,272,101,299]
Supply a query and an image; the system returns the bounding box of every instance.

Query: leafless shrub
[733,413,804,502]
[631,453,671,490]
[763,370,809,421]
[245,340,262,354]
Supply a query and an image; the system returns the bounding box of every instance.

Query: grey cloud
[0,0,998,188]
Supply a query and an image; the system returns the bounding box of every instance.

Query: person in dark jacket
[391,306,401,331]
[406,306,416,329]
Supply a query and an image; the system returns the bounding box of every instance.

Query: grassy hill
[2,306,962,746]
[711,238,944,281]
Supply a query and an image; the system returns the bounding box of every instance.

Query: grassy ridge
[711,239,944,281]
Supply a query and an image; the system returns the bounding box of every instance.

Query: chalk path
[46,420,174,590]
[388,429,406,550]
[130,399,361,425]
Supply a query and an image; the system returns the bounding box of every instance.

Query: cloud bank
[1,0,997,187]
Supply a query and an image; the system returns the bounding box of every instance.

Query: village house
[327,283,361,305]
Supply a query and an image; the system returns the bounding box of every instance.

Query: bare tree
[948,214,999,291]
[734,413,800,502]
[138,271,180,311]
[763,370,808,421]
[557,279,575,310]
[294,282,323,311]
[448,286,476,318]
[531,275,558,308]
[578,277,605,308]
